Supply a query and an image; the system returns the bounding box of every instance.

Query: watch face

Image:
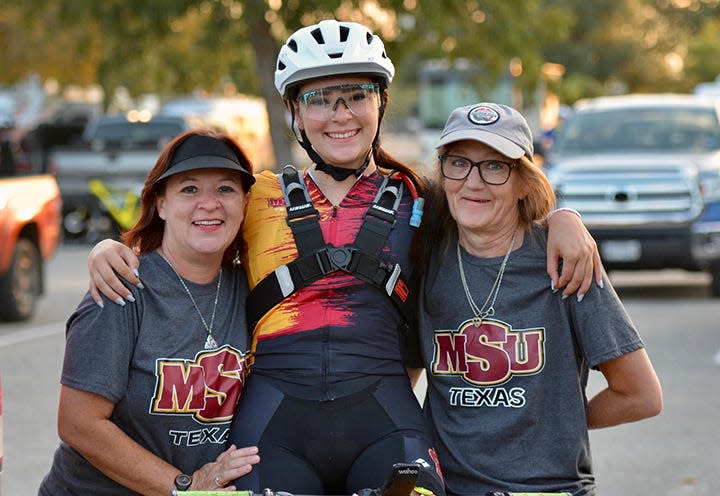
[174,473,192,490]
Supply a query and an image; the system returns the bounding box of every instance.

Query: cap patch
[468,105,500,125]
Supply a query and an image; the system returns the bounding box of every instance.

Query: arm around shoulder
[545,208,603,298]
[88,239,143,306]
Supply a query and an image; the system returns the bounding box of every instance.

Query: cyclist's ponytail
[374,146,428,198]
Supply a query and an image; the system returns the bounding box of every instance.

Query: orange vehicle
[0,139,62,321]
[0,377,3,495]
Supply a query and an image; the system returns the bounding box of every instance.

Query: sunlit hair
[411,147,556,272]
[513,155,556,226]
[121,130,254,267]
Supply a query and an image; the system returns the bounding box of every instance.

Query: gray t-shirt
[418,226,643,496]
[39,251,250,495]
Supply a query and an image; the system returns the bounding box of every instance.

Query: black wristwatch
[174,473,193,491]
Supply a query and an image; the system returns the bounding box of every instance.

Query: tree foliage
[4,0,720,97]
[2,0,720,165]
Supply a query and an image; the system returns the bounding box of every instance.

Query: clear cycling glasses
[439,154,516,184]
[297,83,381,121]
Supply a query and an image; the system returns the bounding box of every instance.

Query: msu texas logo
[432,319,545,386]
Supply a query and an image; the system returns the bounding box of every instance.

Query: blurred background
[3,0,720,171]
[1,1,720,495]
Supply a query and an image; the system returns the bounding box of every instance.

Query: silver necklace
[160,254,221,350]
[457,230,517,327]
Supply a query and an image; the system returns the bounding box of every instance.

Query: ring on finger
[214,475,223,488]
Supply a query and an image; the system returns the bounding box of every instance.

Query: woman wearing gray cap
[414,103,663,496]
[39,130,260,495]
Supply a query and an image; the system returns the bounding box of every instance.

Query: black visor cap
[155,135,256,187]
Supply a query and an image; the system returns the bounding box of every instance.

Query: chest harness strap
[246,165,413,331]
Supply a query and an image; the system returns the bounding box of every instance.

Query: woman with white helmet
[85,18,602,496]
[227,19,447,495]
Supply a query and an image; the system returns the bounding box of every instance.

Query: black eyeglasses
[439,154,516,184]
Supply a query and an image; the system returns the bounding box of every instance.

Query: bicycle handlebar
[173,492,571,496]
[172,462,421,496]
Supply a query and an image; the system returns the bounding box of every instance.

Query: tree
[242,0,292,169]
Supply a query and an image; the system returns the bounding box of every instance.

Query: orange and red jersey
[242,169,417,400]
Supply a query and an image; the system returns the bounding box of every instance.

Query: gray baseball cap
[435,102,534,160]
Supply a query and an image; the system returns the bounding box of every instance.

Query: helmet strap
[315,151,371,181]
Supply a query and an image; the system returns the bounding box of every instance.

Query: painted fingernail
[598,279,604,289]
[550,281,559,293]
[115,298,126,306]
[562,294,569,300]
[95,300,104,309]
[132,269,145,288]
[126,294,136,303]
[577,293,585,303]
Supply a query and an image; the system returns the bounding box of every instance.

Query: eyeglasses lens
[299,83,380,120]
[440,155,513,185]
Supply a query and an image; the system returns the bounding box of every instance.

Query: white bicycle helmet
[275,19,395,98]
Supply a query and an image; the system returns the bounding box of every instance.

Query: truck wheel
[711,264,720,298]
[0,238,41,321]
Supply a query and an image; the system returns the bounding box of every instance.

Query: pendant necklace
[160,253,221,350]
[457,230,517,327]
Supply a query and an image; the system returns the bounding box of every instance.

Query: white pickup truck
[50,114,190,241]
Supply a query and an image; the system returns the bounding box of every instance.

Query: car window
[554,107,720,154]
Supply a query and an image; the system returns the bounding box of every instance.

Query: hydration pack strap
[246,166,412,331]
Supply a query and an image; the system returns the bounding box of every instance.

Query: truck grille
[553,163,703,227]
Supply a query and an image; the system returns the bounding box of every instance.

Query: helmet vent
[329,52,342,59]
[310,27,325,44]
[366,32,373,45]
[287,39,298,53]
[340,26,350,42]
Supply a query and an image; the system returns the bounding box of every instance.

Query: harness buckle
[314,249,333,275]
[326,246,357,272]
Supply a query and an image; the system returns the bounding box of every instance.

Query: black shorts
[228,374,445,495]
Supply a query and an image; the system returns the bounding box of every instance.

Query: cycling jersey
[241,169,418,400]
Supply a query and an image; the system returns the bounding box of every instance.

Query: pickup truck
[0,138,62,320]
[545,94,720,296]
[1,377,3,495]
[50,114,191,242]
